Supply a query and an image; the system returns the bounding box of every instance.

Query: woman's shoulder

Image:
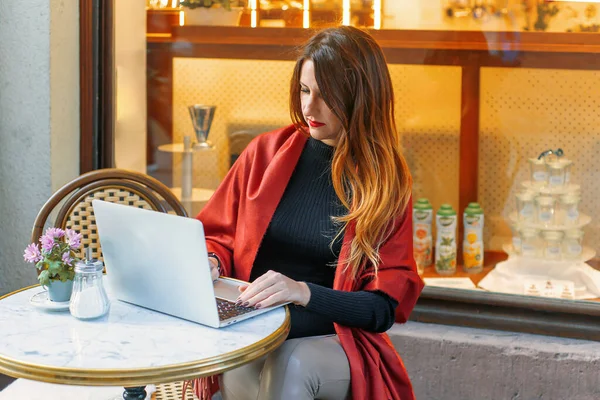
[243,124,305,160]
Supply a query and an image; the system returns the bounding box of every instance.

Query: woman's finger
[243,284,281,307]
[237,271,278,302]
[255,292,284,309]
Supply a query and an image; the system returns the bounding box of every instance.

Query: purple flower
[61,252,73,266]
[23,243,42,263]
[65,229,82,250]
[40,234,56,252]
[45,227,65,239]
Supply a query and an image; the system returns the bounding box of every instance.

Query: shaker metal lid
[75,247,104,272]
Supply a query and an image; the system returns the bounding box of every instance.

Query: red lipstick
[308,120,325,128]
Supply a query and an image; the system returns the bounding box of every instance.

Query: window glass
[112,0,600,307]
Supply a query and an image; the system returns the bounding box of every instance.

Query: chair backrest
[229,130,259,166]
[31,168,188,261]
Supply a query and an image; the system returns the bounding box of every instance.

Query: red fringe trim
[181,376,219,400]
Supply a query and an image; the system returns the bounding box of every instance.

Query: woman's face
[300,60,343,147]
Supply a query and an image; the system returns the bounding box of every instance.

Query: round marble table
[0,285,290,399]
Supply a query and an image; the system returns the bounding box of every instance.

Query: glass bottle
[435,204,457,276]
[70,249,110,320]
[463,202,484,274]
[413,198,434,275]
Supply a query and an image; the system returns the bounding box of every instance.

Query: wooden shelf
[150,26,600,55]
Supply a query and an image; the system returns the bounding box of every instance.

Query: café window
[92,0,600,337]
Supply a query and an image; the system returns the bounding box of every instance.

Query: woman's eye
[300,87,310,94]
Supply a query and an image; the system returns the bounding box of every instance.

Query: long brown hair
[290,26,412,279]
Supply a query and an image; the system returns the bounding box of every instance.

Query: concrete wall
[390,322,600,400]
[0,1,79,297]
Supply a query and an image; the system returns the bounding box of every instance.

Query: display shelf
[502,243,596,263]
[520,181,580,195]
[508,211,590,231]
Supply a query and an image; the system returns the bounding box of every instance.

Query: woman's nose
[303,95,316,114]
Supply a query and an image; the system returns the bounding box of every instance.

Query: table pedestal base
[122,386,146,400]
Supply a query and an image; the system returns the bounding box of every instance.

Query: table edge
[0,285,291,386]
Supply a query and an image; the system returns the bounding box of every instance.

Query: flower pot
[184,7,243,26]
[46,279,73,302]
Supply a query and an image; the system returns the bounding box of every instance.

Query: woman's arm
[304,284,398,332]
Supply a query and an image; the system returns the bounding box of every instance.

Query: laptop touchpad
[213,279,245,302]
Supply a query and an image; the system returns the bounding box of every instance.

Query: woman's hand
[236,270,311,309]
[208,256,220,281]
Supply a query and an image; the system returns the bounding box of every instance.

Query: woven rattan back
[31,169,187,261]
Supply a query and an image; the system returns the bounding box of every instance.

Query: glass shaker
[563,229,584,260]
[519,228,540,258]
[535,196,556,227]
[528,158,548,188]
[70,248,110,320]
[541,230,563,260]
[546,160,569,188]
[559,193,580,226]
[515,190,535,223]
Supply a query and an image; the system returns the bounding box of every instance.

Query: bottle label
[538,211,552,222]
[565,209,579,223]
[567,244,582,256]
[549,175,564,186]
[533,171,548,182]
[519,204,534,219]
[545,245,561,258]
[521,243,537,257]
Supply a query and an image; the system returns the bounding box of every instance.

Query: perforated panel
[479,68,600,254]
[390,64,462,212]
[172,58,295,189]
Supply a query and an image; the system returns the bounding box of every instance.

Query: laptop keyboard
[216,298,256,321]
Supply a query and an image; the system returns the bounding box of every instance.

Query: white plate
[502,243,596,262]
[29,291,70,312]
[508,211,591,230]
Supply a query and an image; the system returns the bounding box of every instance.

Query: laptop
[92,199,284,328]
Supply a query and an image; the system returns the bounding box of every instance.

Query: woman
[196,26,423,400]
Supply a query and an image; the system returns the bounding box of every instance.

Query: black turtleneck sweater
[251,137,398,339]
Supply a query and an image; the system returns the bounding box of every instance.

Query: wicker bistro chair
[31,168,188,260]
[27,168,197,400]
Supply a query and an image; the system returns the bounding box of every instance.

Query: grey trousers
[219,335,351,400]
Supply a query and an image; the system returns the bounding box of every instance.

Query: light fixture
[179,10,184,26]
[373,0,381,30]
[303,0,310,29]
[249,0,257,28]
[342,0,350,26]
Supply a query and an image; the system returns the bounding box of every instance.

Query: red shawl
[196,125,424,400]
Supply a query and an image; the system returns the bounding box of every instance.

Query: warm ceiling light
[373,0,381,30]
[249,0,257,27]
[342,0,350,26]
[303,0,310,28]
